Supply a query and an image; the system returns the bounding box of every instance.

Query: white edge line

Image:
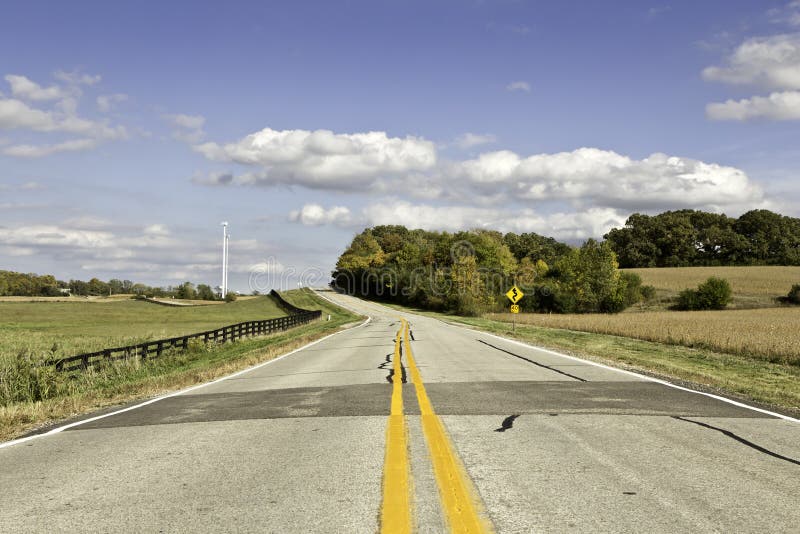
[436,319,799,423]
[0,312,372,450]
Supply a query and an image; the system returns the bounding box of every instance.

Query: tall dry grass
[488,307,800,365]
[625,266,800,296]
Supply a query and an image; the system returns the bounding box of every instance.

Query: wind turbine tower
[220,221,229,298]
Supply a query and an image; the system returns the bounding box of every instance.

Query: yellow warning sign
[506,285,524,304]
[510,304,520,314]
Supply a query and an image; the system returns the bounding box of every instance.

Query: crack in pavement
[672,417,800,466]
[476,339,588,382]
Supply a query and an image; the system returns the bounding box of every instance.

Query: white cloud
[2,138,98,158]
[703,33,800,90]
[53,70,101,86]
[288,204,352,226]
[446,147,764,210]
[702,30,800,121]
[706,90,800,120]
[143,224,170,236]
[358,201,627,241]
[0,98,58,130]
[194,127,437,190]
[4,74,67,101]
[0,72,127,158]
[195,123,764,214]
[0,98,125,139]
[453,132,497,149]
[767,1,800,27]
[96,93,128,112]
[164,113,205,143]
[0,225,117,249]
[506,81,531,92]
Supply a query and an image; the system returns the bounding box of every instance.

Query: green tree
[196,284,216,301]
[175,282,196,300]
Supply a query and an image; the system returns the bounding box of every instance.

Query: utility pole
[221,222,229,298]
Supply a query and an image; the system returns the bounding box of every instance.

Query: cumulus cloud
[96,93,128,112]
[288,204,352,226]
[446,147,764,210]
[358,201,627,241]
[706,91,800,120]
[195,123,765,214]
[4,75,67,101]
[702,33,800,89]
[453,132,497,149]
[164,113,206,143]
[506,81,531,92]
[703,31,800,120]
[194,127,436,190]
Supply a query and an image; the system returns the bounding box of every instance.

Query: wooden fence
[49,291,321,373]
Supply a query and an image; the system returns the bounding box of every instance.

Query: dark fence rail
[48,292,321,373]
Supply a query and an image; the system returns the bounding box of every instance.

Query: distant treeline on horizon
[2,208,798,298]
[0,272,221,300]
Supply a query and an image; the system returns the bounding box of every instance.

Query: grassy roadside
[378,301,800,418]
[0,295,289,363]
[0,289,363,442]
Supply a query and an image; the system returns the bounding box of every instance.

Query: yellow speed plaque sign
[506,285,524,304]
[510,304,520,313]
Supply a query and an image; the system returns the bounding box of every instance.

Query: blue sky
[2,0,800,291]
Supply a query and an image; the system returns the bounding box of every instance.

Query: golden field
[624,266,800,308]
[489,306,800,365]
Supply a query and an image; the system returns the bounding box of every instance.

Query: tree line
[605,209,800,267]
[332,226,646,315]
[0,271,223,301]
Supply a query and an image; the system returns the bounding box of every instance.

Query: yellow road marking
[380,325,412,534]
[402,320,494,534]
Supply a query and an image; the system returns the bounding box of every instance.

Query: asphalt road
[1,290,798,533]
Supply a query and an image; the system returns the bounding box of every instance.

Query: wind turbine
[220,222,229,298]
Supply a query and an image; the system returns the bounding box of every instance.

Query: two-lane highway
[1,290,798,533]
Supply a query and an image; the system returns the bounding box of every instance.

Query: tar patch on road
[422,381,775,418]
[494,414,520,432]
[68,384,422,430]
[379,353,407,384]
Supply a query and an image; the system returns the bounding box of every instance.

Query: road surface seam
[0,315,373,449]
[434,319,799,423]
[402,319,495,534]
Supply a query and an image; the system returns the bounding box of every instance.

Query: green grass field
[0,288,362,441]
[0,295,287,364]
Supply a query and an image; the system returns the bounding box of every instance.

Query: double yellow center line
[381,319,493,533]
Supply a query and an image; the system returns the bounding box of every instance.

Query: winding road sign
[506,285,524,304]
